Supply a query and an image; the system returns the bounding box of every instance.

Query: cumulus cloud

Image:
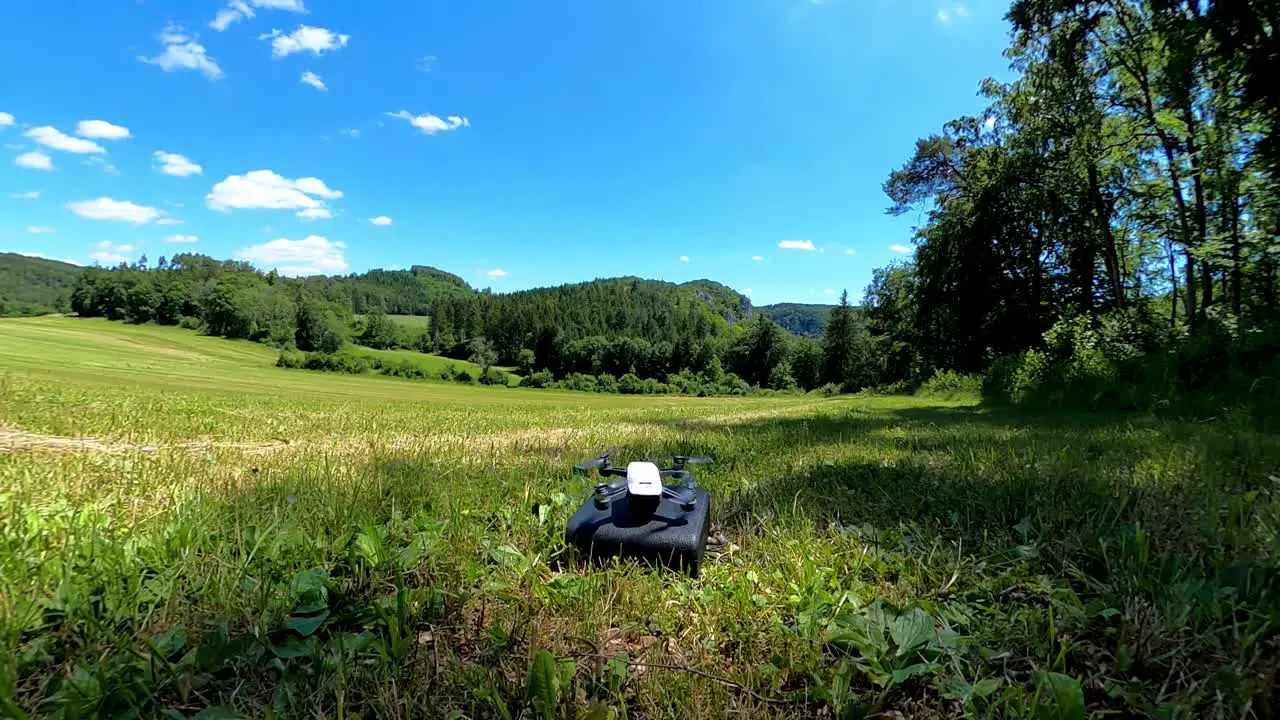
[983,116,996,131]
[845,248,856,256]
[26,127,105,154]
[340,128,360,139]
[210,0,306,32]
[67,197,163,224]
[386,111,470,135]
[777,239,816,251]
[16,151,54,171]
[92,241,139,266]
[823,288,837,297]
[296,207,333,220]
[164,234,200,243]
[751,255,764,261]
[937,4,968,23]
[486,268,508,279]
[141,26,224,80]
[300,71,326,91]
[27,226,55,234]
[262,26,349,57]
[206,170,342,215]
[10,191,40,200]
[743,288,753,297]
[156,218,184,226]
[76,120,131,140]
[234,235,348,276]
[369,216,393,226]
[0,112,15,127]
[679,255,690,262]
[154,151,202,176]
[15,251,82,265]
[415,55,437,73]
[889,244,912,254]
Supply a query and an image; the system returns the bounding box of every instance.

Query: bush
[520,370,555,389]
[559,373,598,392]
[618,373,645,394]
[917,369,981,398]
[297,351,371,374]
[816,382,843,397]
[455,369,474,384]
[479,366,510,386]
[437,364,459,381]
[178,315,202,330]
[597,373,619,393]
[276,350,305,369]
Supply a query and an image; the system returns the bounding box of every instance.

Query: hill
[755,303,836,336]
[0,253,82,316]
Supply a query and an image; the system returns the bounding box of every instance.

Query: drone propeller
[574,453,612,474]
[662,484,697,510]
[671,455,713,468]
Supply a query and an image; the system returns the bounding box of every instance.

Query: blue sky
[0,0,1012,305]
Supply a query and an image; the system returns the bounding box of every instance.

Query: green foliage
[617,372,645,395]
[754,303,835,336]
[478,366,510,386]
[520,370,555,389]
[0,252,80,317]
[917,370,982,399]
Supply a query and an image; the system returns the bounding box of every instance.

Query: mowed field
[1,317,1277,718]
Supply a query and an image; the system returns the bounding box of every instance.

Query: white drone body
[625,461,663,497]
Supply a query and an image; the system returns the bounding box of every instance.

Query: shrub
[455,369,474,384]
[300,351,370,374]
[479,366,510,386]
[917,369,981,398]
[597,373,619,393]
[618,373,645,394]
[178,315,202,331]
[559,373,598,392]
[276,350,305,369]
[520,370,555,389]
[437,364,459,381]
[816,382,842,397]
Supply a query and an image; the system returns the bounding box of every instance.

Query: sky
[0,0,1014,306]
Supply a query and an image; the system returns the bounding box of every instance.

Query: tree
[467,337,498,370]
[296,298,346,353]
[359,312,400,349]
[516,348,537,375]
[823,291,859,387]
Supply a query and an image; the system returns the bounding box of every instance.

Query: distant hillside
[0,253,83,316]
[297,265,475,316]
[755,303,836,336]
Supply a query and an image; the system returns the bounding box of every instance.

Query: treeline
[858,0,1280,416]
[0,253,80,317]
[65,254,905,395]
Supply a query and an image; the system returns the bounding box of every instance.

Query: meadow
[1,317,1276,719]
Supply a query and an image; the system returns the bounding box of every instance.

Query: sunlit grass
[1,317,1276,718]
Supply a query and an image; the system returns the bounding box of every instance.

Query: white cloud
[27,226,55,234]
[369,216,393,226]
[778,239,816,251]
[889,244,912,254]
[300,71,326,91]
[955,5,969,16]
[262,26,349,57]
[84,156,120,175]
[164,234,200,244]
[68,197,163,224]
[937,4,968,23]
[679,255,690,262]
[26,127,105,154]
[156,218,184,226]
[0,112,14,127]
[983,116,996,131]
[845,248,856,256]
[76,120,131,140]
[297,207,333,220]
[486,268,508,279]
[210,0,305,31]
[387,110,470,135]
[154,151,202,177]
[937,9,952,22]
[141,26,224,80]
[234,235,348,276]
[743,288,753,297]
[92,241,138,266]
[15,251,82,266]
[340,128,360,138]
[16,152,54,171]
[751,255,764,261]
[823,288,837,297]
[206,170,342,214]
[415,55,437,73]
[10,191,40,200]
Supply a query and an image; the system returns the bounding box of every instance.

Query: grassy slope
[1,318,1277,718]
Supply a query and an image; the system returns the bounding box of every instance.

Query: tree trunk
[1168,239,1179,328]
[1088,162,1125,308]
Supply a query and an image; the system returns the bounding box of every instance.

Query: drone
[564,453,713,577]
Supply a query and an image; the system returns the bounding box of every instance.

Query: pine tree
[823,290,856,387]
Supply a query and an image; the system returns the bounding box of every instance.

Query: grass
[352,346,520,385]
[387,314,432,329]
[1,316,1277,719]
